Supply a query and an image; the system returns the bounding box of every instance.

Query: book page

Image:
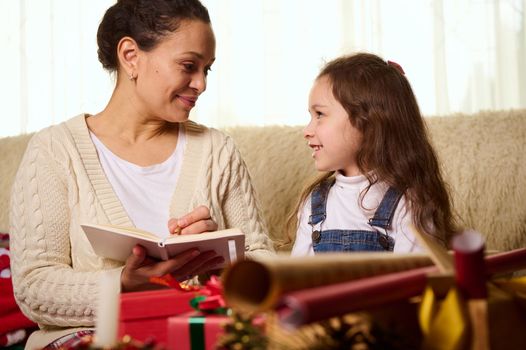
[81,224,162,262]
[84,224,159,240]
[163,228,243,244]
[163,228,245,267]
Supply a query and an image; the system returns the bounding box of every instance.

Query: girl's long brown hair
[287,53,459,247]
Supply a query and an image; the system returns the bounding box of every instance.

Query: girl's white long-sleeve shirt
[292,172,422,256]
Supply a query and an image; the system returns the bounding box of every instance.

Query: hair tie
[387,60,405,75]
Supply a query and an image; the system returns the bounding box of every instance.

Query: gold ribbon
[419,286,468,350]
[419,276,526,350]
[492,276,526,295]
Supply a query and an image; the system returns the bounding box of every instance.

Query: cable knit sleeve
[9,131,120,328]
[214,135,276,260]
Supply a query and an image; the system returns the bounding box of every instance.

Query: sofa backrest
[226,109,526,252]
[1,109,525,252]
[0,133,33,234]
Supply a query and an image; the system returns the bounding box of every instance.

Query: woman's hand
[120,245,224,292]
[168,205,218,235]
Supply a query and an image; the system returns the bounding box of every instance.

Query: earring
[128,72,135,81]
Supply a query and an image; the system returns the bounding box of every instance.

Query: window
[1,0,524,137]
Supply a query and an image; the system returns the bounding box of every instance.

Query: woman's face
[134,19,216,122]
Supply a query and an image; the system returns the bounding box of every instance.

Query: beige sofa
[1,109,525,252]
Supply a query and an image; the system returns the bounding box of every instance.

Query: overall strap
[368,187,403,230]
[308,177,335,226]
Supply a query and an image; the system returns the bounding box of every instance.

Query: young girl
[291,53,458,255]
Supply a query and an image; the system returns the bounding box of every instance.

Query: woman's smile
[176,94,197,109]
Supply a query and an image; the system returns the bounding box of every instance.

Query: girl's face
[133,19,216,122]
[304,75,363,177]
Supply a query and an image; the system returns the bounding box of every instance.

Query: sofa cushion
[0,134,33,233]
[426,110,526,251]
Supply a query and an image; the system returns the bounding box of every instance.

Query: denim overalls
[309,178,403,252]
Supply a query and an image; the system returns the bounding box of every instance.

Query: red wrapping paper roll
[452,230,487,299]
[277,266,433,328]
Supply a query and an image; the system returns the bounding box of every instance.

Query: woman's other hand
[168,205,218,235]
[120,244,223,292]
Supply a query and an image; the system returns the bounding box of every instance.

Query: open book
[81,223,245,266]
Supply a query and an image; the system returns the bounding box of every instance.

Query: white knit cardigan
[9,114,274,330]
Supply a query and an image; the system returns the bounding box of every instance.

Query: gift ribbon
[493,276,526,295]
[189,316,206,350]
[187,276,230,349]
[149,274,201,291]
[419,286,468,350]
[190,276,229,314]
[419,276,526,350]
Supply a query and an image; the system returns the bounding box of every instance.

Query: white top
[90,125,186,238]
[291,172,422,256]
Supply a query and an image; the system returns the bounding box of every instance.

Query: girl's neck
[335,171,367,184]
[340,163,364,177]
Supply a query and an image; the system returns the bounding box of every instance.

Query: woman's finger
[167,218,180,234]
[181,218,218,235]
[190,256,225,276]
[169,250,219,279]
[121,245,152,291]
[149,249,201,277]
[124,245,147,270]
[176,205,210,228]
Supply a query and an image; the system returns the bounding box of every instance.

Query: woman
[9,0,274,347]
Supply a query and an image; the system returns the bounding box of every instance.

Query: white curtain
[1,0,525,137]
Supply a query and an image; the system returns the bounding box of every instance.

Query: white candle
[93,270,120,348]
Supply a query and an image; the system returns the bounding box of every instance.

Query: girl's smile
[308,142,323,158]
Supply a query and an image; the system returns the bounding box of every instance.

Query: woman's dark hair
[286,53,459,247]
[97,0,210,71]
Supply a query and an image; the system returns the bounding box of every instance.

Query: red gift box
[167,312,230,350]
[118,289,194,345]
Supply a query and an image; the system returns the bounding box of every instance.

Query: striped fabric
[42,330,94,350]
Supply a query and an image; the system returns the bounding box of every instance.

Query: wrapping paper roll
[452,230,490,350]
[277,266,434,328]
[223,252,434,313]
[272,248,526,328]
[452,230,487,298]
